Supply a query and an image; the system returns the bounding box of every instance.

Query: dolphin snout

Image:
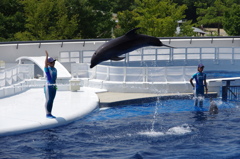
[90,64,95,68]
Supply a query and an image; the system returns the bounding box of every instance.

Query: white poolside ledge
[0,87,106,136]
[80,78,222,94]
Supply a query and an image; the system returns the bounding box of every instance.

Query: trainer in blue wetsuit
[44,50,57,119]
[190,64,208,107]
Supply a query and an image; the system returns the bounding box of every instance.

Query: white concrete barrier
[69,79,81,92]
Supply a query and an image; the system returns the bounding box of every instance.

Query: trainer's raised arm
[45,50,49,68]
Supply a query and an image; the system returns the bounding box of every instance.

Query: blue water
[1,98,240,159]
[206,71,240,79]
[1,72,240,159]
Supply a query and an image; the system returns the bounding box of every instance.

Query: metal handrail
[1,36,240,45]
[60,46,240,65]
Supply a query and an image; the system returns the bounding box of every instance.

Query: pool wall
[0,37,239,63]
[1,37,240,96]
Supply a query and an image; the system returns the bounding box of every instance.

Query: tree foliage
[15,0,78,40]
[0,0,25,41]
[83,0,115,38]
[196,0,234,35]
[177,20,195,37]
[0,0,240,41]
[115,0,187,37]
[13,0,116,40]
[111,0,135,13]
[223,3,240,35]
[114,10,139,37]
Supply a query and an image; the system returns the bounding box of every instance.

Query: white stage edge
[0,87,105,136]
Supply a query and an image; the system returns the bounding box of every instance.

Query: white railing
[71,63,197,83]
[60,47,240,65]
[0,64,34,87]
[59,50,93,63]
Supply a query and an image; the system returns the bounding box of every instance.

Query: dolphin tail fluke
[162,44,174,48]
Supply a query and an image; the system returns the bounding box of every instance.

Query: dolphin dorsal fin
[125,28,141,36]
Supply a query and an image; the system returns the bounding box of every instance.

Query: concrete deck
[97,92,218,108]
[0,87,104,136]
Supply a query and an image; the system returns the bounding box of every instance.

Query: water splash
[138,124,192,137]
[99,107,111,111]
[150,97,160,132]
[138,131,165,137]
[166,124,192,135]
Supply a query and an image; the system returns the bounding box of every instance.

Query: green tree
[173,0,196,23]
[0,0,25,41]
[173,0,216,24]
[15,0,78,41]
[114,10,139,37]
[115,0,187,37]
[196,0,234,36]
[177,20,195,37]
[66,0,115,39]
[223,3,240,35]
[86,0,115,38]
[111,0,135,13]
[51,0,78,39]
[134,0,187,37]
[65,0,92,38]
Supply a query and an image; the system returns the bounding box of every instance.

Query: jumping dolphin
[209,98,218,115]
[90,28,172,68]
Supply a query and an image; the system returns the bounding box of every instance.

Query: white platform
[0,87,105,136]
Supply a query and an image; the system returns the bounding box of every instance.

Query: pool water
[1,71,240,159]
[206,71,240,79]
[1,98,240,159]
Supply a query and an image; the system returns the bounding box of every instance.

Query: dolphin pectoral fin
[126,28,141,36]
[162,44,175,48]
[110,56,125,61]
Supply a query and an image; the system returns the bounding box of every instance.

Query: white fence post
[123,67,126,82]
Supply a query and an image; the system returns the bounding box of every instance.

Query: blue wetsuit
[192,72,206,107]
[44,66,57,114]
